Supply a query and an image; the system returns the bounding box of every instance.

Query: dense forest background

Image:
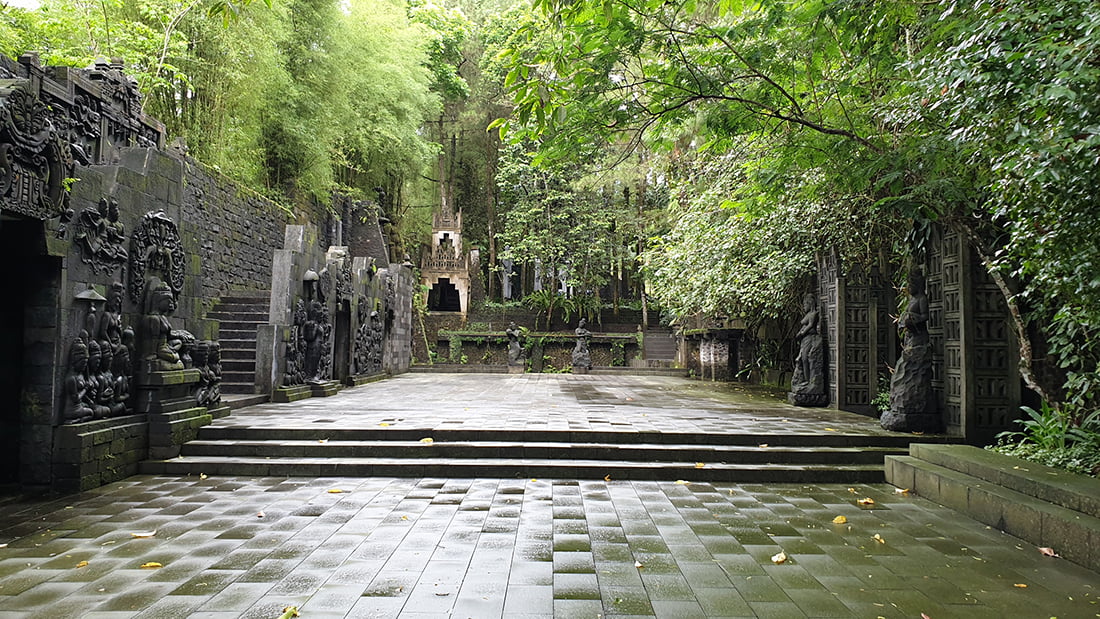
[3,0,1098,421]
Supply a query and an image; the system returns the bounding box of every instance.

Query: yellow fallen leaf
[318,439,328,443]
[130,531,156,538]
[328,488,344,494]
[420,437,434,444]
[873,534,885,544]
[832,515,848,524]
[848,487,857,493]
[758,444,769,448]
[199,473,208,480]
[695,462,706,468]
[1038,546,1060,558]
[604,475,611,482]
[401,515,409,521]
[675,480,689,485]
[140,562,163,569]
[530,478,537,482]
[895,488,910,495]
[379,422,390,427]
[857,498,875,507]
[278,606,301,619]
[1014,583,1028,588]
[771,551,788,564]
[75,560,88,568]
[824,428,837,432]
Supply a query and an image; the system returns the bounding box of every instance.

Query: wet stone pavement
[0,476,1095,618]
[1,374,1097,618]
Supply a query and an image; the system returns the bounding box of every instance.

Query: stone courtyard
[0,375,1094,618]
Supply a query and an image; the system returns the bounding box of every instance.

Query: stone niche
[258,225,413,401]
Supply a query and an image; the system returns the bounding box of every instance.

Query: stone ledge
[272,385,312,403]
[886,450,1100,573]
[910,443,1100,518]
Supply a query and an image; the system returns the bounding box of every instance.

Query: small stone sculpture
[207,341,222,405]
[63,336,95,424]
[302,300,325,382]
[788,293,828,407]
[506,321,524,365]
[139,278,184,372]
[86,339,114,419]
[881,269,939,432]
[572,319,592,370]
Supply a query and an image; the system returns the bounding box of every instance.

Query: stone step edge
[910,443,1100,519]
[140,457,885,481]
[194,426,935,447]
[885,455,1100,573]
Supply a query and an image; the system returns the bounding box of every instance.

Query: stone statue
[192,340,212,406]
[881,269,939,432]
[111,328,133,416]
[302,300,325,382]
[63,336,95,424]
[170,329,196,368]
[207,341,223,405]
[572,319,592,370]
[99,282,124,351]
[139,278,184,372]
[506,321,524,365]
[788,293,827,407]
[87,339,114,419]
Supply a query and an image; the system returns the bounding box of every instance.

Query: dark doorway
[427,278,461,312]
[333,299,351,383]
[0,219,35,486]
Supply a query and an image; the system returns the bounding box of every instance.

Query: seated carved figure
[86,339,113,419]
[140,278,184,372]
[64,337,95,424]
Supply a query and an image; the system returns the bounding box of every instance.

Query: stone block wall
[52,415,149,492]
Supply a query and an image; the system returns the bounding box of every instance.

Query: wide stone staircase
[208,291,269,395]
[143,427,930,483]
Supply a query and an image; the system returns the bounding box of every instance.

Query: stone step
[139,456,886,483]
[212,319,268,331]
[219,291,270,302]
[222,393,270,409]
[180,439,904,464]
[222,359,256,372]
[222,383,259,395]
[885,454,1100,572]
[218,338,258,350]
[219,348,255,360]
[194,426,933,448]
[208,310,268,320]
[221,370,257,384]
[220,328,259,340]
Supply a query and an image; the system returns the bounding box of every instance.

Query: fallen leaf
[0,543,7,548]
[278,606,301,619]
[824,428,837,432]
[401,515,409,521]
[921,614,932,619]
[873,534,885,544]
[895,488,910,495]
[328,488,344,494]
[1014,583,1028,588]
[832,515,848,524]
[1038,547,1060,557]
[139,562,163,569]
[758,444,769,448]
[771,551,788,564]
[130,531,156,538]
[420,437,434,444]
[912,431,924,436]
[530,478,537,482]
[257,512,265,518]
[634,561,643,569]
[848,487,857,493]
[695,462,706,468]
[604,475,611,482]
[318,439,328,443]
[199,473,208,480]
[379,422,390,427]
[857,498,875,507]
[675,480,689,485]
[75,560,88,568]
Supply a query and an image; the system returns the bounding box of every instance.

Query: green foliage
[991,404,1100,477]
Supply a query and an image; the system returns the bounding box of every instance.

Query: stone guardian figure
[572,319,592,371]
[881,269,940,433]
[139,277,184,373]
[506,321,524,366]
[788,293,827,406]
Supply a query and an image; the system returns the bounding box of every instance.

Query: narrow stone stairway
[208,291,269,396]
[142,428,916,483]
[644,327,678,365]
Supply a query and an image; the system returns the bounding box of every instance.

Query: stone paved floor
[2,374,1096,618]
[221,374,899,436]
[0,477,1096,618]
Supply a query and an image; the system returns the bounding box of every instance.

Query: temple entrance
[427,277,461,312]
[333,299,351,383]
